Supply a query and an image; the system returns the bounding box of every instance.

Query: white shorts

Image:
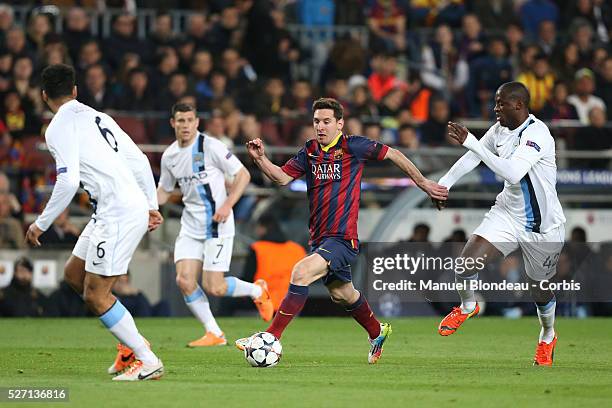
[472,205,565,281]
[72,211,148,277]
[173,235,234,272]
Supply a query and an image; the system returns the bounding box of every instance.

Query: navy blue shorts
[311,237,359,285]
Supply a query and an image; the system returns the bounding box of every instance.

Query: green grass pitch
[1,317,611,407]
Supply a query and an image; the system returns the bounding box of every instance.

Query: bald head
[499,81,530,108]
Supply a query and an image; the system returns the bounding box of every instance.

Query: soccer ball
[244,332,282,368]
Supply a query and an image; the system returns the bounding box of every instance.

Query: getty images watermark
[362,242,601,304]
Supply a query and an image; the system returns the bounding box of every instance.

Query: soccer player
[237,97,448,363]
[157,103,273,347]
[25,64,164,381]
[436,82,566,366]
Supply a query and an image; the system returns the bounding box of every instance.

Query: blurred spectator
[404,71,433,123]
[207,6,241,56]
[0,257,45,317]
[470,0,515,30]
[237,0,283,78]
[76,40,105,81]
[11,56,42,113]
[460,13,486,62]
[242,214,306,312]
[5,27,32,60]
[368,51,405,103]
[517,53,556,113]
[537,20,558,57]
[322,34,368,84]
[367,0,406,53]
[517,43,540,79]
[540,81,579,120]
[0,4,14,46]
[39,207,80,248]
[569,18,595,67]
[505,22,525,77]
[26,13,52,55]
[519,0,559,39]
[397,124,419,150]
[113,272,153,317]
[189,49,214,106]
[420,24,468,100]
[344,117,363,136]
[595,56,612,108]
[78,64,114,111]
[408,222,430,242]
[176,36,196,73]
[45,279,88,317]
[255,77,286,118]
[565,0,611,44]
[419,96,450,146]
[221,48,257,112]
[62,7,92,63]
[205,111,233,148]
[158,72,188,112]
[444,228,467,242]
[104,13,152,70]
[410,0,466,28]
[151,47,179,91]
[573,107,610,169]
[364,120,382,141]
[115,67,155,111]
[0,171,21,216]
[348,84,378,118]
[469,36,513,118]
[553,42,583,85]
[2,89,41,140]
[282,79,312,118]
[0,49,12,93]
[272,8,302,82]
[567,68,607,124]
[186,13,211,48]
[149,11,176,49]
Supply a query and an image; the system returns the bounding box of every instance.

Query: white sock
[225,276,262,299]
[184,286,223,336]
[99,300,158,365]
[536,298,556,343]
[456,272,477,314]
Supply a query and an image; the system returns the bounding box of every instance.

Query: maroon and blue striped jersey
[281,134,388,245]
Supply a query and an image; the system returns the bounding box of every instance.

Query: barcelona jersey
[281,133,388,245]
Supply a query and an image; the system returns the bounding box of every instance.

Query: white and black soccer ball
[244,332,282,368]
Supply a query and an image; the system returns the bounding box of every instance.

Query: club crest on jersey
[333,148,344,161]
[526,140,541,152]
[193,153,205,165]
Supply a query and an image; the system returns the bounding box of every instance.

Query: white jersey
[35,100,157,231]
[159,132,244,239]
[477,114,566,233]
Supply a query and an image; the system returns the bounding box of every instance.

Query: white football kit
[35,100,158,276]
[158,132,244,271]
[440,114,566,280]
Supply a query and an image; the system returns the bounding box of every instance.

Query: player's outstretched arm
[384,147,448,201]
[448,121,532,185]
[246,138,294,186]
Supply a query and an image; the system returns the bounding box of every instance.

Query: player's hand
[421,179,448,201]
[25,223,44,247]
[213,203,231,223]
[431,198,447,211]
[148,210,164,232]
[245,138,265,160]
[447,121,469,144]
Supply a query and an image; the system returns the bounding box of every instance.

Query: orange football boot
[188,332,227,347]
[438,303,480,336]
[253,279,274,322]
[108,343,135,375]
[533,335,558,366]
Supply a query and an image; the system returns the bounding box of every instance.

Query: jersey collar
[320,132,343,152]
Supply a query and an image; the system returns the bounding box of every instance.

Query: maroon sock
[346,292,381,339]
[266,284,308,339]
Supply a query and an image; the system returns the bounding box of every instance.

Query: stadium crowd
[0,0,609,237]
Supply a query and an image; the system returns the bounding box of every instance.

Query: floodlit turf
[1,317,611,407]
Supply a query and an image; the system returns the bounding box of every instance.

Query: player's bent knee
[175,273,197,295]
[291,263,311,285]
[205,283,226,297]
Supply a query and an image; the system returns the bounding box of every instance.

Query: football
[244,332,282,368]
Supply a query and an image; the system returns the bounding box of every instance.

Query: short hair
[171,102,196,118]
[499,81,530,107]
[398,124,415,133]
[41,64,75,99]
[14,256,33,272]
[312,97,344,120]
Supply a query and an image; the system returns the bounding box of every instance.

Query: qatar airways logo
[312,163,341,180]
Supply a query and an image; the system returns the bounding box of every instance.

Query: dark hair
[171,102,196,118]
[14,256,33,272]
[499,81,531,107]
[41,64,75,99]
[257,213,281,231]
[398,124,415,133]
[312,97,344,120]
